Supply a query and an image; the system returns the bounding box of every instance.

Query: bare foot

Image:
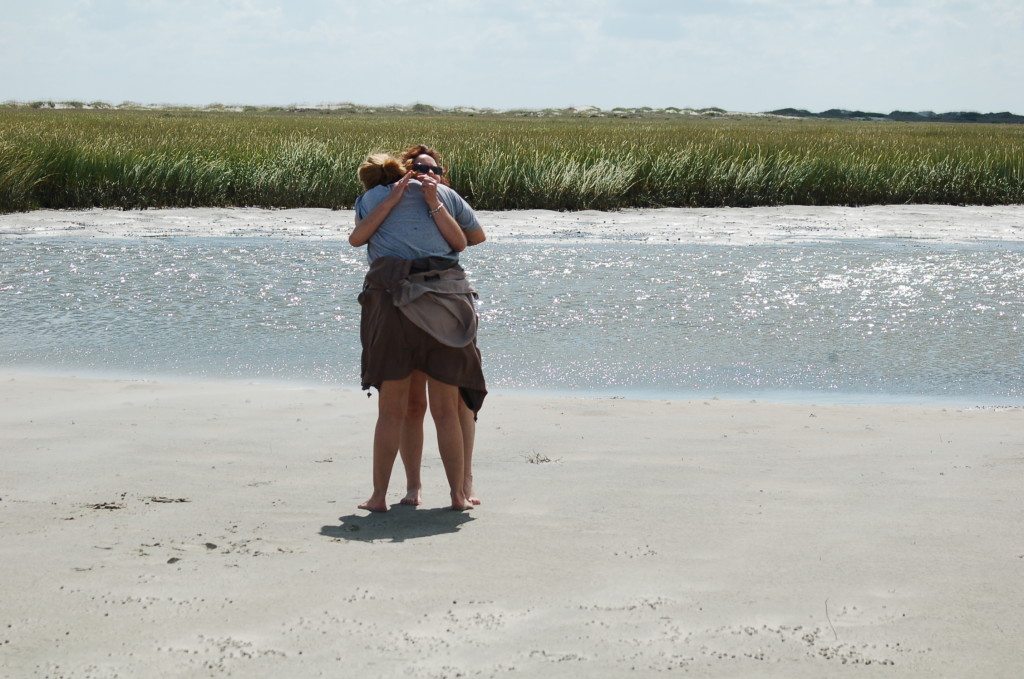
[399,488,422,506]
[464,476,481,506]
[450,493,473,511]
[358,494,388,513]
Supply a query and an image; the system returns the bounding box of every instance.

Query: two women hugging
[350,145,487,512]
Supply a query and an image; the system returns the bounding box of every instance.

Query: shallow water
[2,237,1022,403]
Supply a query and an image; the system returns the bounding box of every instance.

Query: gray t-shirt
[355,180,481,263]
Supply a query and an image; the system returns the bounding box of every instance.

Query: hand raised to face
[416,171,441,208]
[391,171,414,197]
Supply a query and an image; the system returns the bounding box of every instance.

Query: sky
[1,0,1022,113]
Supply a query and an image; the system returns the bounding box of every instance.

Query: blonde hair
[357,153,405,190]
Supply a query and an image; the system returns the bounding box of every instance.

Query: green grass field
[1,108,1022,213]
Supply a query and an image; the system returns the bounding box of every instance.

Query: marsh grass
[1,109,1022,213]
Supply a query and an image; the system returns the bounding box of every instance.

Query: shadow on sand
[320,504,475,543]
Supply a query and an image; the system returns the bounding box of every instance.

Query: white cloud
[0,0,1020,111]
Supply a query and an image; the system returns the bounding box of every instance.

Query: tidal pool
[2,237,1022,403]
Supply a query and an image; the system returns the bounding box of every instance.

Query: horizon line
[4,100,1022,118]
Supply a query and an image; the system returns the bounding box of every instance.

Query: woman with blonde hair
[356,153,406,192]
[350,145,486,511]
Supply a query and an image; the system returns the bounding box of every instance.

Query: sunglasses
[412,162,446,176]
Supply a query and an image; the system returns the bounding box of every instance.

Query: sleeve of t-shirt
[440,186,481,232]
[355,186,386,221]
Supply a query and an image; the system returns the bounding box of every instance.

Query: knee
[428,397,459,424]
[405,393,428,421]
[378,399,407,424]
[378,408,404,427]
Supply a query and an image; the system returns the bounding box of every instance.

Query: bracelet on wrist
[428,203,444,216]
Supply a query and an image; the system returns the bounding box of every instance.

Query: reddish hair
[400,144,450,186]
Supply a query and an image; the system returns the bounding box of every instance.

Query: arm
[427,203,469,252]
[418,174,468,252]
[348,172,412,247]
[437,181,484,246]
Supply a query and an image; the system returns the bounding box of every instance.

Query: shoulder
[356,184,391,210]
[438,184,471,208]
[438,183,464,199]
[361,184,392,200]
[439,185,480,230]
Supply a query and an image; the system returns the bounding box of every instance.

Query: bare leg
[399,371,427,506]
[459,401,480,505]
[427,377,472,510]
[358,376,412,512]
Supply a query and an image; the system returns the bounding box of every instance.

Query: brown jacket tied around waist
[358,256,487,413]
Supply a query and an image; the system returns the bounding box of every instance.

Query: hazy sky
[2,0,1022,112]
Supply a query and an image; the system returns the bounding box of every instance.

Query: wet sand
[2,204,1023,244]
[2,371,1023,677]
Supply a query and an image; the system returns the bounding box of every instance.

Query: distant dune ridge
[3,100,1023,123]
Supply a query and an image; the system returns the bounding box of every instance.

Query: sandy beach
[5,0,1024,668]
[2,371,1023,677]
[2,206,1023,676]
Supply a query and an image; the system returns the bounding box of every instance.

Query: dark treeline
[769,108,1024,125]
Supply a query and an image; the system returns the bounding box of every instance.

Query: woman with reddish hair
[350,144,486,511]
